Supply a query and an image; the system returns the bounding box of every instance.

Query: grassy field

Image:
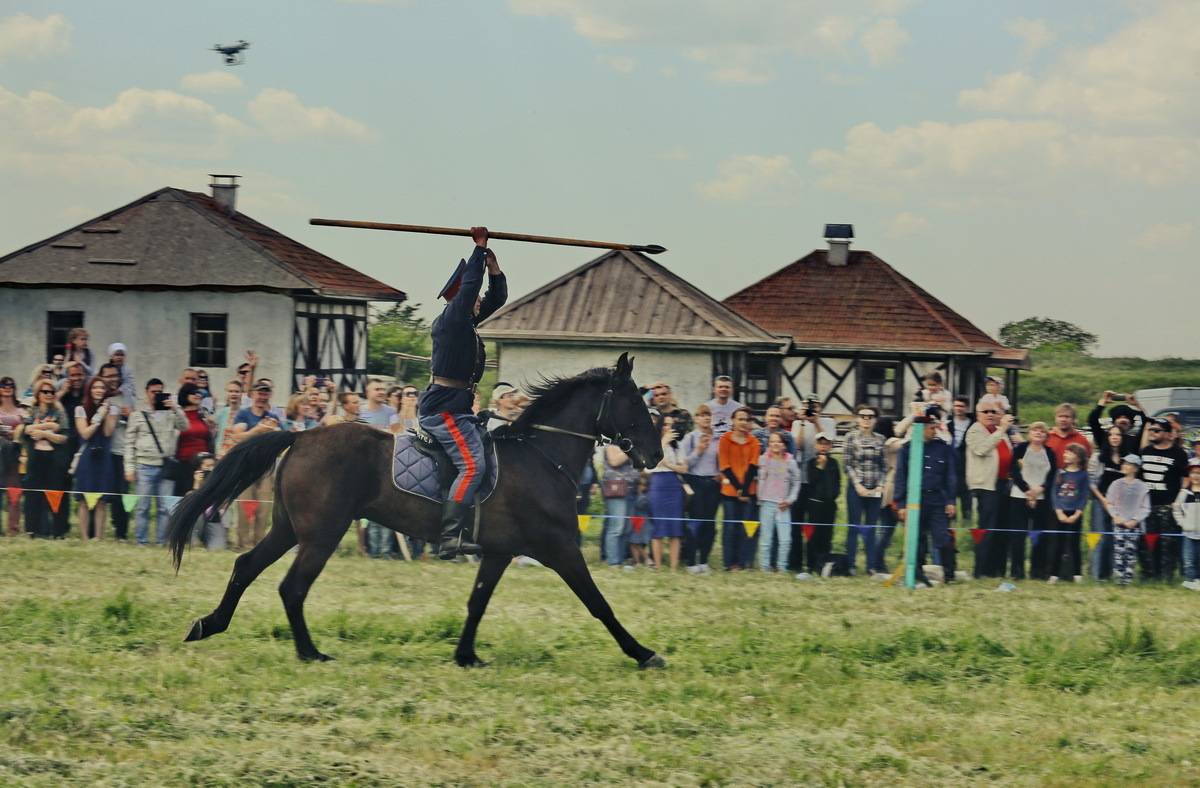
[3,534,1200,787]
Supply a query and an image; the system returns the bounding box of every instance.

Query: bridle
[498,388,647,482]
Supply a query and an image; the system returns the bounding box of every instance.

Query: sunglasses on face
[980,410,999,415]
[0,383,14,388]
[38,389,55,395]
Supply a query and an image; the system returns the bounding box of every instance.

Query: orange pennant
[743,521,759,538]
[239,500,259,522]
[631,516,645,533]
[1085,532,1101,550]
[45,490,64,513]
[1144,533,1159,551]
[801,523,815,540]
[577,515,590,533]
[969,528,985,545]
[82,492,103,510]
[5,487,20,507]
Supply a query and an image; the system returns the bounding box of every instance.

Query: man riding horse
[420,225,507,559]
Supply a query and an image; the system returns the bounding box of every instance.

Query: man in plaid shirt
[843,404,888,575]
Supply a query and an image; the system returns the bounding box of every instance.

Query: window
[46,311,84,362]
[860,362,899,415]
[191,314,227,367]
[743,357,773,412]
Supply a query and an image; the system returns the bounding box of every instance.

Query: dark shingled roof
[0,187,404,301]
[480,249,784,350]
[723,249,1004,355]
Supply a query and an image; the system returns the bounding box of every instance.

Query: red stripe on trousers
[441,411,477,502]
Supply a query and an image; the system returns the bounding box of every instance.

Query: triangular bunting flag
[1144,533,1159,551]
[1028,530,1043,547]
[970,528,986,545]
[743,520,760,538]
[82,492,103,510]
[801,523,815,541]
[1085,532,1101,550]
[122,493,139,513]
[631,516,645,533]
[577,515,590,533]
[239,500,259,522]
[6,487,21,507]
[44,490,64,513]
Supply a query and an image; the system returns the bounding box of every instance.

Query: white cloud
[811,119,1200,202]
[597,53,636,73]
[695,154,800,203]
[860,18,907,66]
[0,12,70,64]
[247,88,377,144]
[507,0,915,82]
[1135,221,1194,249]
[885,211,930,237]
[0,86,247,158]
[180,70,245,94]
[1003,17,1056,60]
[960,2,1200,130]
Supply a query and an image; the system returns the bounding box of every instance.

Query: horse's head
[602,353,663,470]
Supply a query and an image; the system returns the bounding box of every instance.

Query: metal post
[904,424,926,589]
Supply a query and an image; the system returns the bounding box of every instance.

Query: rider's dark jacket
[418,246,507,417]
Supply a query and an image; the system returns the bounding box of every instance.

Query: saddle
[391,421,499,503]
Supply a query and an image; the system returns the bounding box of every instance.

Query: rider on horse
[420,226,507,559]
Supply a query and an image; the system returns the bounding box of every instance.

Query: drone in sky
[211,40,250,65]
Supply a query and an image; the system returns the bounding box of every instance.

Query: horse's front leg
[537,536,664,669]
[454,554,511,667]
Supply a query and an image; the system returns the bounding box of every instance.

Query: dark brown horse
[166,354,666,667]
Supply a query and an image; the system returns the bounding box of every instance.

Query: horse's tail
[167,430,300,570]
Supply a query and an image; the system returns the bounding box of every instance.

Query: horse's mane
[507,365,617,433]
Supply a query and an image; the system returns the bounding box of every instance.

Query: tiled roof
[723,249,1003,354]
[0,187,404,302]
[480,249,785,350]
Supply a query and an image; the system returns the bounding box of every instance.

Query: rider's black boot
[437,499,482,560]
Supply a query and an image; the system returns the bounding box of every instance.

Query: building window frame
[190,313,228,368]
[46,311,84,364]
[858,360,901,416]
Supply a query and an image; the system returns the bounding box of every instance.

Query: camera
[314,376,327,389]
[1110,393,1128,402]
[153,392,171,409]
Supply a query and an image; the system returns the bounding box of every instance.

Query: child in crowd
[756,431,800,573]
[1176,458,1200,590]
[627,474,653,569]
[1050,442,1091,583]
[1108,454,1150,586]
[188,452,226,551]
[804,432,841,574]
[917,372,953,412]
[978,375,1022,440]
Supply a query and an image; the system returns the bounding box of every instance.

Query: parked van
[1135,387,1200,438]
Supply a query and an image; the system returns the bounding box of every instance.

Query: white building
[0,177,404,397]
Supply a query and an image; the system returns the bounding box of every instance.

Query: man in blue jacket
[895,405,958,585]
[419,226,507,559]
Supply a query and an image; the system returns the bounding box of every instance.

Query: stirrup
[438,531,482,560]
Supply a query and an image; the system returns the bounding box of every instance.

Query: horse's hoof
[455,653,486,668]
[183,619,205,642]
[299,651,335,663]
[638,652,666,670]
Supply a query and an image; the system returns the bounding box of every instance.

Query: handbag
[602,479,629,499]
[143,411,185,482]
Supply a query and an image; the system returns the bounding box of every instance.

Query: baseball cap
[1121,454,1143,467]
[815,432,835,442]
[251,382,272,392]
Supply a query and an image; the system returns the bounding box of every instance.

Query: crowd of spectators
[2,335,1198,589]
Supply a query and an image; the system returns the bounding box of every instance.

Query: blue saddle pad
[391,431,499,503]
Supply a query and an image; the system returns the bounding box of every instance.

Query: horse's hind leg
[278,521,347,662]
[454,554,510,667]
[184,514,298,642]
[539,541,664,669]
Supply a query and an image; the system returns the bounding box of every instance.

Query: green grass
[1007,349,1200,426]
[3,535,1200,787]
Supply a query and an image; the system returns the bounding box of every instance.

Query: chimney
[824,223,853,266]
[209,174,239,215]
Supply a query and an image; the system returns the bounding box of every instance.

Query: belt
[431,376,477,393]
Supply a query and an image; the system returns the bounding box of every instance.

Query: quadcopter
[211,40,250,65]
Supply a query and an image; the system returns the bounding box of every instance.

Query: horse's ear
[615,352,634,379]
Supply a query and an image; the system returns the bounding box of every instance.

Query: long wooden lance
[308,218,667,255]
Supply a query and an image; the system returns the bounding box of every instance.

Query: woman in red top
[719,406,759,570]
[174,382,214,496]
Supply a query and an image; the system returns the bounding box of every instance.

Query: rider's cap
[438,259,467,301]
[493,382,519,399]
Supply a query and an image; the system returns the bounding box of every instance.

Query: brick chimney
[209,174,239,215]
[824,223,853,266]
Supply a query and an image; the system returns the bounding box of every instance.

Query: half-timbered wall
[292,299,368,393]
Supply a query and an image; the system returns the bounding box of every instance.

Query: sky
[1,1,1196,358]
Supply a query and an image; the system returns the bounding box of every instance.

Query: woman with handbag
[601,441,641,568]
[0,376,24,536]
[71,376,119,539]
[647,414,689,571]
[124,379,187,546]
[16,380,70,538]
[173,382,216,497]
